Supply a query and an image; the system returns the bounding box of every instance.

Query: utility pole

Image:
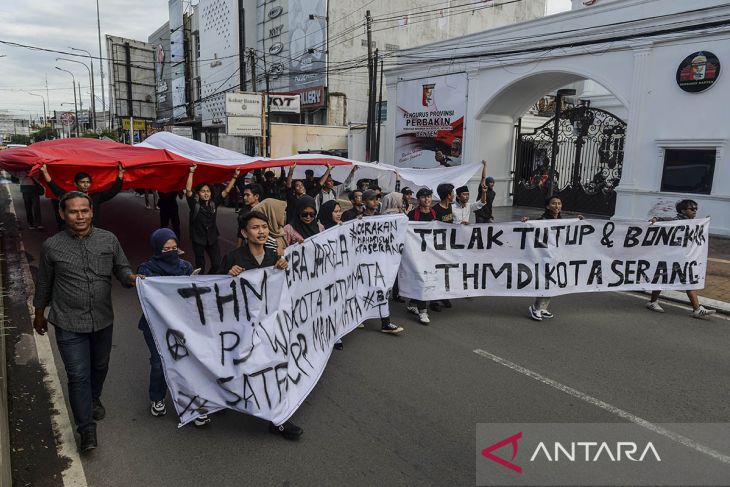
[365,10,373,161]
[375,53,384,162]
[238,0,246,92]
[96,0,107,129]
[125,42,134,145]
[265,71,271,157]
[369,48,379,161]
[249,48,257,91]
[78,82,84,132]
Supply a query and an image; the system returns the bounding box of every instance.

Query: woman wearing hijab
[136,228,210,426]
[381,192,405,215]
[317,199,345,350]
[318,199,343,229]
[251,198,287,253]
[283,195,324,246]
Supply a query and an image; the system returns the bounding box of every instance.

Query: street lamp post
[548,88,576,197]
[96,0,107,130]
[57,57,94,131]
[26,92,47,127]
[69,47,97,131]
[56,66,79,136]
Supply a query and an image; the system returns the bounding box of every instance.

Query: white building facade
[385,0,730,235]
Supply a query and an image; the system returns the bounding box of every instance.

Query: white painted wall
[386,0,730,235]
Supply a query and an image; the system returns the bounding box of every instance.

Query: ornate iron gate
[512,106,626,216]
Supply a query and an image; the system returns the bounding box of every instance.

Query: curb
[4,181,88,486]
[639,290,730,316]
[0,236,12,487]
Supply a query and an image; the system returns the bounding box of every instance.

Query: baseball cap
[401,186,413,195]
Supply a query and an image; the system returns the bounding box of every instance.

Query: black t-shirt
[407,207,436,222]
[341,207,361,222]
[304,180,320,198]
[187,193,224,245]
[432,204,454,223]
[219,244,278,275]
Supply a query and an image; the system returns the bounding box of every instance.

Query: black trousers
[22,191,42,227]
[159,207,181,241]
[192,241,220,274]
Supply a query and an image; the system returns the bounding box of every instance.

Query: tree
[9,134,31,145]
[32,127,57,141]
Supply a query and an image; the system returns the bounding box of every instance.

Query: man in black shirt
[218,210,304,441]
[285,165,308,224]
[475,176,496,224]
[341,189,364,221]
[158,191,182,240]
[40,163,124,228]
[433,183,455,223]
[303,169,320,197]
[235,183,263,246]
[406,188,435,324]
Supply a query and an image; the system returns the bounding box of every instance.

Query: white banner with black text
[137,214,407,426]
[398,218,709,300]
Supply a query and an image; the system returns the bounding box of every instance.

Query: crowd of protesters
[16,157,715,455]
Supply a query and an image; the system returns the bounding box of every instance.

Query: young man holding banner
[219,211,303,440]
[646,200,716,319]
[406,188,436,324]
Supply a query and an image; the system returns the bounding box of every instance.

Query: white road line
[8,189,88,486]
[708,257,730,265]
[473,349,730,465]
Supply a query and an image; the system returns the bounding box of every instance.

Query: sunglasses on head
[300,211,316,218]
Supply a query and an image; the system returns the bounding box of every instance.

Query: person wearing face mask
[282,195,324,246]
[185,164,239,273]
[646,200,716,319]
[134,228,213,425]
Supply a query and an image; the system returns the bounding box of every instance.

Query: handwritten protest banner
[137,214,407,426]
[398,218,709,300]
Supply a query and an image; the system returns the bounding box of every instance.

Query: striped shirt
[33,227,133,333]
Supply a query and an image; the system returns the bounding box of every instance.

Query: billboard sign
[227,116,261,137]
[269,94,301,114]
[288,0,327,93]
[225,92,263,117]
[395,73,467,168]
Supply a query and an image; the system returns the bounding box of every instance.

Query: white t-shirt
[452,201,485,224]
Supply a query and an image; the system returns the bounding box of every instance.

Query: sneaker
[429,302,442,312]
[269,420,303,440]
[381,322,403,334]
[92,398,106,421]
[441,299,453,309]
[150,400,167,417]
[36,225,44,230]
[194,414,211,427]
[334,340,343,350]
[28,225,37,230]
[418,310,430,325]
[406,305,419,315]
[692,306,716,320]
[541,310,554,319]
[528,305,543,321]
[645,301,665,313]
[357,323,365,329]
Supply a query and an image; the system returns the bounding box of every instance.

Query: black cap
[456,185,469,195]
[401,186,413,195]
[416,188,433,198]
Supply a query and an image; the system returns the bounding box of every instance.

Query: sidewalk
[495,206,730,314]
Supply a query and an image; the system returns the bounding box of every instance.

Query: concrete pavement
[5,189,730,486]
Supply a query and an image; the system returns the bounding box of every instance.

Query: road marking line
[473,349,730,465]
[708,257,730,264]
[8,187,88,487]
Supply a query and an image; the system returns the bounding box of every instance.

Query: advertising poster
[395,73,467,168]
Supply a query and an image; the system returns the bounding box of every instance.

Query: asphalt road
[10,188,730,486]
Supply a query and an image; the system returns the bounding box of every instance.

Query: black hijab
[319,200,340,229]
[291,195,321,239]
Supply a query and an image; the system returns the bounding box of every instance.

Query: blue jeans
[54,325,114,434]
[140,318,167,403]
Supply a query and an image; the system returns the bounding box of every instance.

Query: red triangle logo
[481,432,523,474]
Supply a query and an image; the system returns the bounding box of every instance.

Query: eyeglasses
[300,211,316,218]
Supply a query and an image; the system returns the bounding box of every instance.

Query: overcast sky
[0,0,572,120]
